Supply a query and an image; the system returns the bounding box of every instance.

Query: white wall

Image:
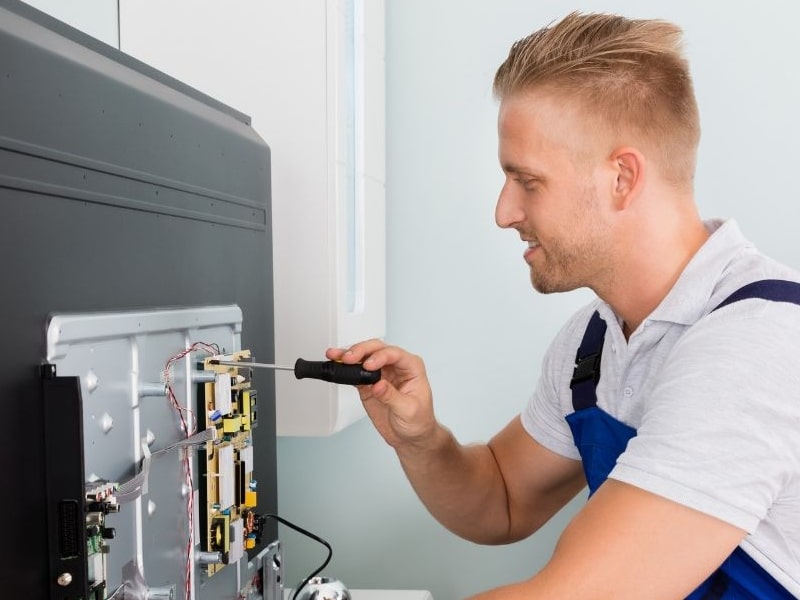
[20,0,118,47]
[276,1,800,598]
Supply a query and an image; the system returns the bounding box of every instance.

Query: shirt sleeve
[611,300,800,533]
[521,309,596,461]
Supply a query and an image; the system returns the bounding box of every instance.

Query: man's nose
[495,180,524,229]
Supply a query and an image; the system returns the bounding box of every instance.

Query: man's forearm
[395,424,514,544]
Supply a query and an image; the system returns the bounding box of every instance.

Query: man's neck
[603,215,710,340]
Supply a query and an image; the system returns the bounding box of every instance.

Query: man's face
[496,91,615,294]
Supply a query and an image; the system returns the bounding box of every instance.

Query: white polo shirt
[522,219,800,595]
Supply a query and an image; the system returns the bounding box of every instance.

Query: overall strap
[570,311,607,411]
[713,279,800,312]
[569,279,800,413]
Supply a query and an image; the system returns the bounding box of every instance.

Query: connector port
[58,500,80,558]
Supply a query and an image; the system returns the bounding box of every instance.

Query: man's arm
[467,479,746,599]
[328,340,585,544]
[398,417,586,544]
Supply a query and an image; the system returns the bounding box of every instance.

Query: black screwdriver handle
[294,359,381,385]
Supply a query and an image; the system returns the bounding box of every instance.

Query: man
[328,12,800,599]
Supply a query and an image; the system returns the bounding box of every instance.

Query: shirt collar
[600,218,754,327]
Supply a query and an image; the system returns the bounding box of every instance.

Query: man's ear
[611,147,645,211]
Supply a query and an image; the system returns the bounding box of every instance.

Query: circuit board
[84,480,120,600]
[198,351,265,577]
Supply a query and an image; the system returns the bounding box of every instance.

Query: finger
[362,346,425,376]
[362,377,391,400]
[325,339,386,364]
[325,347,347,360]
[335,338,388,363]
[325,340,383,361]
[357,363,434,446]
[330,341,424,380]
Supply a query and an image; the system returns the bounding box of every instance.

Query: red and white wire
[162,341,220,600]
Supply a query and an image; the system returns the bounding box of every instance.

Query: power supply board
[43,307,282,600]
[197,350,266,577]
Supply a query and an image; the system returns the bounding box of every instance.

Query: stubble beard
[528,187,608,295]
[528,239,587,294]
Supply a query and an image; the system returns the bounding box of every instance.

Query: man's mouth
[523,239,540,262]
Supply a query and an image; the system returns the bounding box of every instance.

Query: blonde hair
[494,12,700,187]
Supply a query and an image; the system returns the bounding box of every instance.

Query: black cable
[264,514,333,600]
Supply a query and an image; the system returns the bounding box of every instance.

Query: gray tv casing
[0,0,278,597]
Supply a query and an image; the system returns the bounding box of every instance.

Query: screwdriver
[208,358,381,386]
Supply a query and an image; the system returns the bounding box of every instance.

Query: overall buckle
[569,351,602,389]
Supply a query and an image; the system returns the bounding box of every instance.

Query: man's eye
[517,178,536,191]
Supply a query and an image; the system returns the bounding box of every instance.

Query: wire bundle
[162,342,220,600]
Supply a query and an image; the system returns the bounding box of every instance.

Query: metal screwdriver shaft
[210,359,294,371]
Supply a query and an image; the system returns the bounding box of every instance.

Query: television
[0,1,278,597]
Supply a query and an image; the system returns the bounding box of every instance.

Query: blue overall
[566,280,800,599]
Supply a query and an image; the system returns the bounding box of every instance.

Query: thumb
[363,378,395,405]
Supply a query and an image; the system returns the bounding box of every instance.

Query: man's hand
[330,340,586,545]
[327,339,438,450]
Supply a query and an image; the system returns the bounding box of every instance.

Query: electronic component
[84,480,118,597]
[198,351,261,577]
